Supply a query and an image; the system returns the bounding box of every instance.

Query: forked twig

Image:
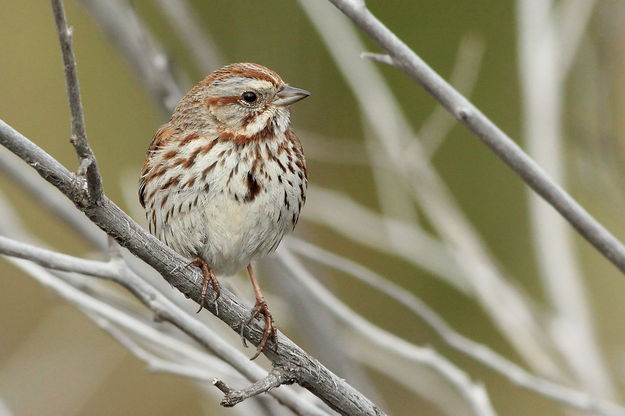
[214,370,293,408]
[277,247,497,416]
[0,1,384,414]
[0,117,381,416]
[0,231,328,416]
[50,0,103,203]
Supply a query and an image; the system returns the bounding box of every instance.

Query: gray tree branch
[0,118,383,416]
[78,0,187,114]
[50,0,102,202]
[287,238,625,416]
[0,3,383,413]
[214,370,292,408]
[328,0,625,276]
[0,233,325,416]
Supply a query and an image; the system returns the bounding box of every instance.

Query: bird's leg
[241,263,277,360]
[189,257,220,313]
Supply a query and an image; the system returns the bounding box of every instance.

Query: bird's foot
[240,298,277,360]
[189,258,220,313]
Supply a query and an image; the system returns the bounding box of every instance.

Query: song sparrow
[139,63,309,359]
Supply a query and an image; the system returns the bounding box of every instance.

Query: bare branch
[0,235,112,278]
[50,0,103,203]
[298,0,559,377]
[6,257,277,416]
[288,238,625,416]
[214,370,292,408]
[0,150,106,249]
[516,0,615,399]
[324,0,625,277]
[78,0,187,114]
[277,247,497,416]
[153,0,224,72]
[0,119,381,416]
[0,231,328,416]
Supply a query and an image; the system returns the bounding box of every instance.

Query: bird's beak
[273,85,310,106]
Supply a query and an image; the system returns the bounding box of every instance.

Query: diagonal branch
[50,0,103,203]
[326,0,625,277]
[214,370,293,408]
[277,247,497,416]
[153,0,224,72]
[0,118,383,416]
[6,5,382,412]
[0,150,106,249]
[299,0,558,377]
[0,233,326,416]
[287,238,625,416]
[78,0,187,114]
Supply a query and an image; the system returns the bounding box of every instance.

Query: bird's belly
[148,135,306,277]
[201,197,276,275]
[155,183,296,276]
[198,190,291,275]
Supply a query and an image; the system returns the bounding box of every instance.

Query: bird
[139,63,309,359]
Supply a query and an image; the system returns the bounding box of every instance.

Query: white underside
[145,133,304,276]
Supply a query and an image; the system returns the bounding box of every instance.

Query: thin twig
[325,0,625,278]
[277,247,497,416]
[153,0,224,72]
[214,370,292,408]
[0,120,375,414]
[50,0,103,203]
[516,0,615,399]
[360,52,394,65]
[287,238,625,416]
[299,0,559,377]
[0,233,328,416]
[78,0,187,114]
[0,235,112,278]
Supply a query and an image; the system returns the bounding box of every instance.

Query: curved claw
[189,258,220,313]
[241,299,277,360]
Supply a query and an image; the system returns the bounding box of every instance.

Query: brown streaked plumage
[139,63,309,359]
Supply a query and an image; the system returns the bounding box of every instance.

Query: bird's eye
[242,91,258,104]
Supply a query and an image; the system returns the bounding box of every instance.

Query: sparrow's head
[174,63,310,139]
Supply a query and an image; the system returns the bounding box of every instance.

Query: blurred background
[1,1,625,415]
